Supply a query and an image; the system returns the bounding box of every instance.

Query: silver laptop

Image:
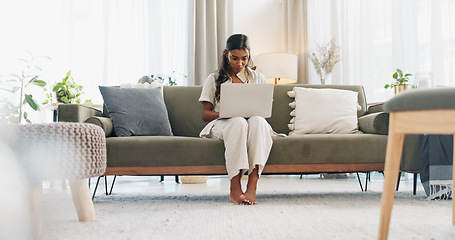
[219,83,274,118]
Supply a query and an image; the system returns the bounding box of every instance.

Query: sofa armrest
[367,103,384,114]
[358,112,389,135]
[85,116,114,137]
[57,104,102,123]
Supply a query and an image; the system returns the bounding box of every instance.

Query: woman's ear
[224,50,228,58]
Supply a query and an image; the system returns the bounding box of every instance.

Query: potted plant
[43,71,92,105]
[0,51,49,123]
[384,69,413,94]
[138,71,188,86]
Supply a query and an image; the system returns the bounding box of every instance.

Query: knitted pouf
[8,122,106,180]
[2,122,107,228]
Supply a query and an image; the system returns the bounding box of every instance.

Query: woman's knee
[248,116,268,127]
[223,117,248,134]
[230,117,248,127]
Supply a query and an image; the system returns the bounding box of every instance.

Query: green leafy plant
[43,71,92,105]
[139,71,188,86]
[0,51,49,123]
[150,74,178,86]
[384,69,413,89]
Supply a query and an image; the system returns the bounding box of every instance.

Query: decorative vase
[394,84,409,95]
[319,73,330,85]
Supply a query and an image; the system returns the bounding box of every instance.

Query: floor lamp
[254,53,298,84]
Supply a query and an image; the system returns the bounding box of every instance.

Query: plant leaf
[9,73,20,78]
[31,79,46,87]
[12,86,20,93]
[24,112,32,123]
[17,58,29,63]
[52,84,62,92]
[27,75,39,84]
[24,94,39,111]
[392,72,398,79]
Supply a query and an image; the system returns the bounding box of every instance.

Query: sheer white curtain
[284,0,309,84]
[1,0,191,104]
[305,0,455,103]
[190,0,233,85]
[67,0,191,103]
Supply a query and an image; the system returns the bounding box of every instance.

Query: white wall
[232,0,286,60]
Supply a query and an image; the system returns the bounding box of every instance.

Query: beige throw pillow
[287,87,361,135]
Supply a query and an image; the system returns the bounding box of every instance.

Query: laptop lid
[219,83,274,118]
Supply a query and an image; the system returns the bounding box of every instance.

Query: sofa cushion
[287,87,360,134]
[163,86,208,137]
[106,136,225,167]
[104,134,388,168]
[266,85,367,135]
[268,134,387,164]
[99,86,173,137]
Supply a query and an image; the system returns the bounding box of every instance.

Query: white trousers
[210,116,273,180]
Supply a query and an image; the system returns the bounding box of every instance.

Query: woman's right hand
[201,101,219,122]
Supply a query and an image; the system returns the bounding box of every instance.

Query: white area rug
[36,175,455,240]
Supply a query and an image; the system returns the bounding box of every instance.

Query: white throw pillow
[287,87,361,134]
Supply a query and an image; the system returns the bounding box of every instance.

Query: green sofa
[57,84,420,179]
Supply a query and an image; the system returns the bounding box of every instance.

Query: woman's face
[225,49,249,74]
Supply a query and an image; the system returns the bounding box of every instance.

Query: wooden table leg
[69,178,96,222]
[29,180,43,236]
[378,131,405,240]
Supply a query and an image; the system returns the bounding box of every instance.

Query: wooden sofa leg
[69,178,96,222]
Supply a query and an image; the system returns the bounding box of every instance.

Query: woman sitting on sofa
[198,34,274,205]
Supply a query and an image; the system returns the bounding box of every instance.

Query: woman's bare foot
[244,167,259,204]
[229,191,251,205]
[230,174,252,205]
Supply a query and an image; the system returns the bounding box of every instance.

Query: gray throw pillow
[99,86,173,137]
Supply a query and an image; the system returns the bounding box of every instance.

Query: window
[306,0,455,103]
[0,0,191,104]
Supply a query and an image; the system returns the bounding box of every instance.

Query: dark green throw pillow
[99,86,173,137]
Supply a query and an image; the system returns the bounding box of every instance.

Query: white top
[198,67,266,112]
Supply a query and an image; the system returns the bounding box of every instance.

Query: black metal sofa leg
[396,172,402,191]
[91,176,102,200]
[356,172,364,191]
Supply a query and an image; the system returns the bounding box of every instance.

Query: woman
[198,34,274,205]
